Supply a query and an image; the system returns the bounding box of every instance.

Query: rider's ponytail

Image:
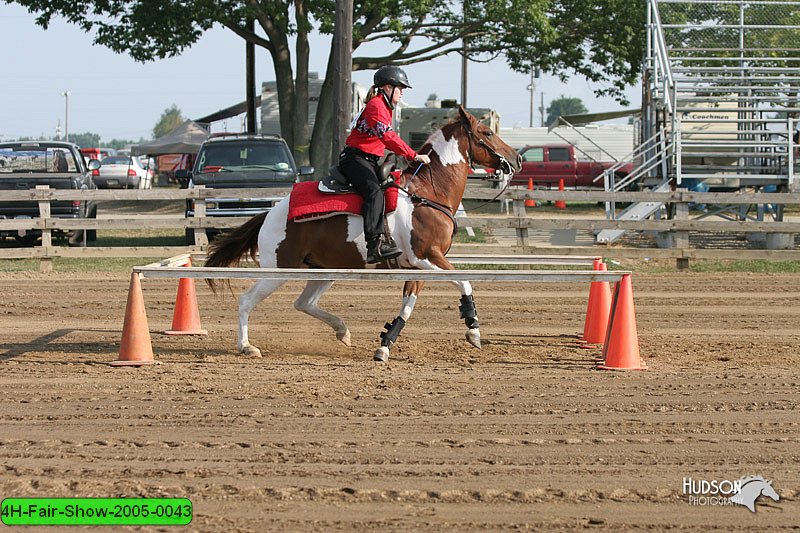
[365,85,379,102]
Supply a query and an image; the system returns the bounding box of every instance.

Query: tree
[106,138,148,150]
[545,95,588,127]
[67,132,101,148]
[12,0,645,171]
[153,105,185,139]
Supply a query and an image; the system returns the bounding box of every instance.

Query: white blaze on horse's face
[429,129,464,166]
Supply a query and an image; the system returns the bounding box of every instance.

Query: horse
[729,476,780,512]
[204,106,521,361]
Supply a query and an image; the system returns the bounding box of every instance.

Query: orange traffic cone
[597,274,646,370]
[555,178,567,209]
[164,259,208,336]
[580,258,603,339]
[525,177,536,207]
[581,262,612,348]
[110,272,157,366]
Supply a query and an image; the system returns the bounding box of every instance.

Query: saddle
[318,159,398,194]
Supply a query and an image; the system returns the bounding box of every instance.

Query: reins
[388,179,459,238]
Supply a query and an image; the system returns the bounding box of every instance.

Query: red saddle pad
[288,180,400,222]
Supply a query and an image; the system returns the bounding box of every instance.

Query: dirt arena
[1,266,798,530]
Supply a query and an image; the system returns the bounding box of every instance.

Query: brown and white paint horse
[205,106,521,361]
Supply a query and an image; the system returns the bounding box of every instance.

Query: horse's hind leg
[294,280,351,346]
[374,281,422,362]
[238,279,287,357]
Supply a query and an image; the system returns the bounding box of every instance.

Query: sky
[1,4,641,143]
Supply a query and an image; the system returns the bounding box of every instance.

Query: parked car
[0,141,98,244]
[510,144,633,189]
[80,147,116,163]
[176,133,314,244]
[93,155,154,189]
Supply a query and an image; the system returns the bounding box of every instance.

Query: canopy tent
[131,120,209,156]
[548,109,640,131]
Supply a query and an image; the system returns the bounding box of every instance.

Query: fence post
[192,185,209,247]
[512,198,528,248]
[674,188,689,270]
[36,185,53,272]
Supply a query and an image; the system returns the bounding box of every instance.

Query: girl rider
[338,66,431,264]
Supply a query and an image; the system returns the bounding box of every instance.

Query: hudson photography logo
[682,475,780,512]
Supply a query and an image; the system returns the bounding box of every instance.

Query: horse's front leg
[374,281,423,362]
[422,251,481,349]
[417,250,481,348]
[455,281,480,348]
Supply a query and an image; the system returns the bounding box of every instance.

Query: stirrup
[366,237,400,263]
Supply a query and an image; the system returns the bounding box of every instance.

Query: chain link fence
[659,0,800,56]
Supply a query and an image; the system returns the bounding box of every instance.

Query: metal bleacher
[598,0,800,244]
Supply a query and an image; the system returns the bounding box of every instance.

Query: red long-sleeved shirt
[345,95,417,160]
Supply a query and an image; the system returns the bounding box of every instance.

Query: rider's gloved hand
[414,154,431,165]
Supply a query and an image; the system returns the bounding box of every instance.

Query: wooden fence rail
[1,186,798,265]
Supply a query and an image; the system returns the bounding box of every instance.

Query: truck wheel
[86,201,98,241]
[14,233,40,246]
[69,201,97,245]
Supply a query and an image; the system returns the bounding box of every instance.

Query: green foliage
[9,0,647,156]
[546,95,589,127]
[153,105,185,139]
[69,132,101,148]
[106,138,148,150]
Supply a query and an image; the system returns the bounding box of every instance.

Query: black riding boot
[366,235,401,264]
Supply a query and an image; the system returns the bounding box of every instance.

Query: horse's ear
[458,105,472,124]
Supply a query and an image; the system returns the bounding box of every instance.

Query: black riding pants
[338,151,385,242]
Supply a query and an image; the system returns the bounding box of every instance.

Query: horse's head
[759,479,780,502]
[457,106,521,175]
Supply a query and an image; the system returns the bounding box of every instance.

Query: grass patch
[604,258,800,273]
[688,259,800,273]
[453,227,488,243]
[94,229,185,247]
[0,257,163,272]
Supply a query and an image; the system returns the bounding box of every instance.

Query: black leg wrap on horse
[380,317,406,348]
[459,294,479,329]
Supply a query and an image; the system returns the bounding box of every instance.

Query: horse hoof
[241,345,263,358]
[373,347,389,362]
[466,328,481,349]
[337,329,352,347]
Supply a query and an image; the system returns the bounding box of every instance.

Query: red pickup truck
[509,144,632,188]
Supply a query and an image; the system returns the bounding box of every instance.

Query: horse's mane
[418,116,463,153]
[399,117,466,188]
[739,475,770,486]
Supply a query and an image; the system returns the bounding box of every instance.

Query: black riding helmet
[374,66,412,89]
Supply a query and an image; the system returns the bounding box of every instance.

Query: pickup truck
[0,141,99,244]
[509,144,633,189]
[176,133,314,244]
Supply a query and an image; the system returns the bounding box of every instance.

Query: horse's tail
[204,211,268,293]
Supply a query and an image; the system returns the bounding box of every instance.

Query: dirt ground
[1,267,798,531]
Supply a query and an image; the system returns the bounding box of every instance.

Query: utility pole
[331,0,353,161]
[539,92,545,127]
[528,71,534,127]
[526,68,540,127]
[60,91,70,142]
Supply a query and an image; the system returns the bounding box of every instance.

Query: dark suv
[177,133,313,244]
